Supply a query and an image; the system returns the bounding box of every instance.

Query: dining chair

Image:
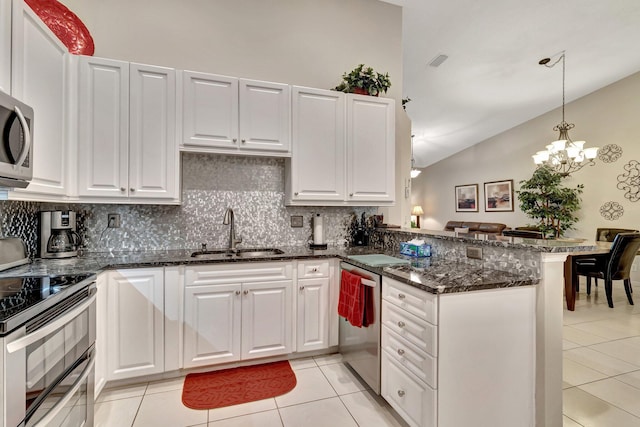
[575,232,640,308]
[584,228,639,291]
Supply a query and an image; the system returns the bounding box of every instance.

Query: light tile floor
[95,354,405,427]
[563,280,640,426]
[96,280,640,427]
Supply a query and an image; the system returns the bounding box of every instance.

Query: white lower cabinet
[296,260,331,352]
[381,277,536,427]
[106,268,165,381]
[94,272,108,398]
[183,262,294,369]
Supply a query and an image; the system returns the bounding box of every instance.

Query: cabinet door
[11,2,69,196]
[183,284,241,368]
[346,94,395,203]
[296,278,330,352]
[289,86,345,202]
[77,56,129,198]
[239,79,290,152]
[107,268,164,381]
[129,63,178,200]
[182,71,238,149]
[241,280,293,359]
[0,0,11,94]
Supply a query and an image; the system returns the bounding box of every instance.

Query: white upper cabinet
[181,71,290,155]
[347,94,395,203]
[77,56,179,203]
[286,89,395,206]
[0,0,11,94]
[287,87,345,203]
[9,0,70,199]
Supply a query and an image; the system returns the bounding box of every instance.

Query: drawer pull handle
[398,293,406,300]
[397,390,405,397]
[397,348,405,356]
[311,267,318,272]
[397,321,405,328]
[235,290,240,295]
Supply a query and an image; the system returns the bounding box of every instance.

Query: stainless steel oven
[1,276,96,427]
[339,262,382,394]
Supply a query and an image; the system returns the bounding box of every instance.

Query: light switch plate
[290,215,303,228]
[466,246,482,259]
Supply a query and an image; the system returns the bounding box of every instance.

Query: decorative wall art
[617,160,640,202]
[455,184,478,212]
[484,179,514,212]
[600,201,624,221]
[598,144,623,163]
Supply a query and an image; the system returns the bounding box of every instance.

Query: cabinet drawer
[382,302,437,357]
[297,260,329,278]
[382,326,437,389]
[383,277,438,325]
[382,352,436,427]
[186,262,293,286]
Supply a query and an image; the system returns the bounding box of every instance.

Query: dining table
[563,241,611,311]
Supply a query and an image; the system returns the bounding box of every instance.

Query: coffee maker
[39,211,81,258]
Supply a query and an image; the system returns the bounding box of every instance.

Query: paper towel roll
[313,214,324,245]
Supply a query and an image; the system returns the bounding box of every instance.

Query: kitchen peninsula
[0,228,594,427]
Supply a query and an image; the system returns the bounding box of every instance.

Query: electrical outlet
[466,246,483,260]
[108,213,120,228]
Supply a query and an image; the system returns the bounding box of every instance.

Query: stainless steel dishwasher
[338,261,382,394]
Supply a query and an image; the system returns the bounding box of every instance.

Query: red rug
[181,361,297,410]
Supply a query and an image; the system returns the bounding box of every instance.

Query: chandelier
[532,52,598,177]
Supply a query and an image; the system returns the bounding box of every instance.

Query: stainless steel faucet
[222,208,242,251]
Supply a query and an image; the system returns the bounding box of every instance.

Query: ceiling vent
[428,54,449,67]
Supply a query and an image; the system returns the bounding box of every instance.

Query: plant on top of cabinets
[333,64,391,97]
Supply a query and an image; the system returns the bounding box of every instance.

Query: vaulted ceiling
[383,0,640,167]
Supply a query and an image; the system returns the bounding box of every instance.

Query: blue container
[400,242,431,257]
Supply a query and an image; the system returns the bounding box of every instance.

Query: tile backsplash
[0,154,376,256]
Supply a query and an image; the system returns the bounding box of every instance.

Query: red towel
[339,270,365,327]
[362,283,375,327]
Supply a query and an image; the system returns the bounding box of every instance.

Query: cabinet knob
[398,293,406,300]
[243,290,249,295]
[130,188,135,192]
[312,267,318,272]
[241,139,246,144]
[397,390,405,397]
[299,286,305,290]
[120,187,125,192]
[294,192,299,196]
[397,348,405,356]
[201,243,207,251]
[397,321,405,328]
[349,193,354,197]
[232,138,237,143]
[235,290,241,295]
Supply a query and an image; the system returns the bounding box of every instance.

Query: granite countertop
[0,244,538,295]
[381,227,599,253]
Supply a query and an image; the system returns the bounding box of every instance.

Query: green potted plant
[333,64,391,96]
[516,166,584,239]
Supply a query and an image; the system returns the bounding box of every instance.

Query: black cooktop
[0,273,95,336]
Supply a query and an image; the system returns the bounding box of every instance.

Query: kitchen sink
[190,248,284,259]
[235,248,285,258]
[190,249,234,259]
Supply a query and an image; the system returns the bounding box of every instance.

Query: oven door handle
[6,292,96,354]
[32,357,95,427]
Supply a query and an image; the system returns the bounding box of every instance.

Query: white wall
[59,0,412,225]
[412,71,640,240]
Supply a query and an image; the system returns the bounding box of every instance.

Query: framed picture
[484,179,514,212]
[455,184,479,212]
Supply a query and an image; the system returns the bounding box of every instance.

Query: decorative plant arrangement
[333,64,391,96]
[516,166,584,239]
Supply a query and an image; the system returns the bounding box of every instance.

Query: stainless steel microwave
[0,90,33,188]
